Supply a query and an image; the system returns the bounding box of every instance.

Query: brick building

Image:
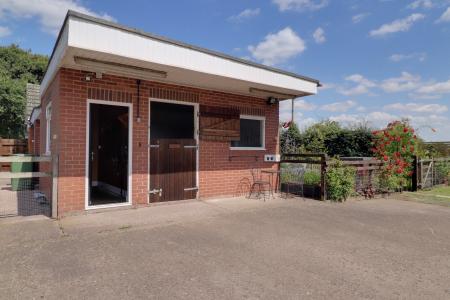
[37,11,319,216]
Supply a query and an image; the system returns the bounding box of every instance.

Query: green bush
[436,162,450,179]
[326,160,355,202]
[303,170,321,185]
[376,171,402,192]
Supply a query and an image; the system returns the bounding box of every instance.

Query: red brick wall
[44,68,279,216]
[28,120,40,155]
[39,72,60,204]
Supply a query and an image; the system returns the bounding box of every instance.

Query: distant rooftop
[26,83,40,122]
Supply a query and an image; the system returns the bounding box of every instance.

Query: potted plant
[302,170,321,199]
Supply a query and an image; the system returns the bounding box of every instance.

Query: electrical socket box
[264,154,280,162]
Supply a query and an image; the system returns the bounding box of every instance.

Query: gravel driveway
[1,197,449,299]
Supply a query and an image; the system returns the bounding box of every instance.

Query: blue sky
[1,0,449,141]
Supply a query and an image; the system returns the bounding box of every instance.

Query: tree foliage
[280,120,374,157]
[0,44,48,138]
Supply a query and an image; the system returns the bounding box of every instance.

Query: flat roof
[44,10,320,87]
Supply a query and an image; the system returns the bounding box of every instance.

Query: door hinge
[183,145,198,149]
[184,187,199,191]
[149,188,162,196]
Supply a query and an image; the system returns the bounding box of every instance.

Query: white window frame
[230,114,266,151]
[45,101,52,155]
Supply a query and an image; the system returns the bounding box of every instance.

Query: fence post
[51,155,58,219]
[320,154,327,201]
[411,156,418,192]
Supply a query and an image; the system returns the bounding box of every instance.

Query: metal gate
[418,157,450,189]
[0,155,57,218]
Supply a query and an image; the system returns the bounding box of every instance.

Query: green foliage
[300,120,341,154]
[280,120,374,157]
[436,162,450,179]
[303,170,321,185]
[326,159,355,202]
[0,78,26,138]
[325,126,373,157]
[280,122,302,154]
[376,170,402,192]
[0,44,48,138]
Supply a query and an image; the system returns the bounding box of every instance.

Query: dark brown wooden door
[149,138,197,202]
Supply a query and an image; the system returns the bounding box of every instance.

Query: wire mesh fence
[0,177,50,217]
[418,157,450,189]
[0,156,53,218]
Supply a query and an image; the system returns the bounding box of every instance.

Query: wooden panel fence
[281,154,385,200]
[0,139,28,155]
[0,139,29,172]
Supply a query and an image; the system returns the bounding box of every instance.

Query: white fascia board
[67,17,317,95]
[40,25,69,97]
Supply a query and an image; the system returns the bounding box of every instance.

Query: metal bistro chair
[282,167,305,199]
[248,168,272,201]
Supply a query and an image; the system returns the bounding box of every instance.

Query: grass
[401,185,450,207]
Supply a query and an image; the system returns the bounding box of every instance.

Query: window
[45,102,52,154]
[230,115,265,150]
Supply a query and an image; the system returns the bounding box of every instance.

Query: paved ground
[1,197,450,299]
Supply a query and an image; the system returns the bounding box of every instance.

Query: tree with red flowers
[371,120,418,189]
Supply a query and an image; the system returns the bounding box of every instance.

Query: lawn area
[402,185,450,207]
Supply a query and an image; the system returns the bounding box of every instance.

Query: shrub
[303,170,321,185]
[372,120,417,190]
[326,160,355,202]
[376,170,402,193]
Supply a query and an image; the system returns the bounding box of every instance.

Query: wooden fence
[281,154,385,200]
[0,139,28,172]
[0,139,28,155]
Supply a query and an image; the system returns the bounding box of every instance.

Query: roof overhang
[28,106,41,126]
[41,11,320,100]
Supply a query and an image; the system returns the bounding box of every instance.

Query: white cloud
[0,25,11,37]
[408,0,434,9]
[338,74,376,96]
[329,114,361,124]
[380,72,421,93]
[272,0,328,12]
[329,111,398,128]
[319,82,336,90]
[280,99,317,112]
[346,74,376,87]
[416,79,450,95]
[228,8,260,22]
[356,106,366,112]
[436,7,450,23]
[279,101,316,129]
[248,27,306,66]
[384,103,448,113]
[0,0,115,35]
[312,27,326,44]
[389,52,427,62]
[370,13,425,37]
[320,100,357,112]
[352,13,370,24]
[368,111,398,123]
[295,99,317,111]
